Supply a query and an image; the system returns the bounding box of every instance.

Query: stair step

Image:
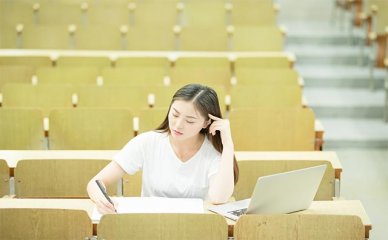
[304,88,385,118]
[320,118,388,148]
[287,44,365,65]
[297,65,386,88]
[285,23,364,45]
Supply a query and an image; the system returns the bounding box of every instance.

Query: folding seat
[0,56,52,69]
[235,55,294,69]
[235,68,300,86]
[182,2,228,27]
[0,108,45,150]
[231,1,277,26]
[121,169,143,197]
[0,209,93,240]
[2,84,75,117]
[0,160,9,197]
[0,1,35,25]
[132,2,180,28]
[86,6,129,26]
[171,57,232,89]
[115,57,170,70]
[36,3,82,25]
[146,85,180,109]
[147,84,228,115]
[137,107,168,133]
[0,23,19,48]
[76,85,149,115]
[98,214,228,240]
[14,159,114,198]
[229,107,316,151]
[234,159,335,201]
[178,26,229,51]
[0,66,34,90]
[17,24,71,49]
[74,25,122,50]
[57,56,111,68]
[125,26,175,51]
[229,85,302,109]
[232,26,284,51]
[234,215,364,240]
[36,67,99,85]
[48,108,133,150]
[102,67,167,87]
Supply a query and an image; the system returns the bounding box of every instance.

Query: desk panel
[0,199,371,238]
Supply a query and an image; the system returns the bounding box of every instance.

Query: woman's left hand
[208,114,234,148]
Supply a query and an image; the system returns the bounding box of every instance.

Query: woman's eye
[172,114,178,118]
[186,121,194,124]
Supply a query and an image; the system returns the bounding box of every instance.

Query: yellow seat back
[234,160,335,201]
[15,159,114,198]
[234,214,364,240]
[98,213,228,240]
[229,107,315,151]
[0,209,92,240]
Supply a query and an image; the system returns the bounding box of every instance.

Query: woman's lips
[173,129,183,136]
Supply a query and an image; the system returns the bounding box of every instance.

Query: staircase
[282,20,388,149]
[277,1,388,238]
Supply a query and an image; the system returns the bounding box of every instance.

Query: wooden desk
[235,151,342,198]
[0,150,343,198]
[0,150,341,178]
[0,198,371,238]
[211,200,372,238]
[234,151,342,180]
[0,150,118,176]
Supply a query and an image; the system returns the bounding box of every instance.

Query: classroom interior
[0,0,388,239]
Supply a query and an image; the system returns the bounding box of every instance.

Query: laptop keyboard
[228,208,247,217]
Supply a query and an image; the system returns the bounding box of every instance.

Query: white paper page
[92,197,204,222]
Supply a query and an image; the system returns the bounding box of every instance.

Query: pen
[95,180,117,213]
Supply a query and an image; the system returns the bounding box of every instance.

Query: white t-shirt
[114,131,221,200]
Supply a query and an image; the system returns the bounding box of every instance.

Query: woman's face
[168,100,208,141]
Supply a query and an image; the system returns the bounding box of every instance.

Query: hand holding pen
[95,180,117,214]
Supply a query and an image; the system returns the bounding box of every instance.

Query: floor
[278,0,388,239]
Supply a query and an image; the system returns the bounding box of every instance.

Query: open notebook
[92,197,204,221]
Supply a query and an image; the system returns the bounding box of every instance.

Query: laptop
[207,165,327,221]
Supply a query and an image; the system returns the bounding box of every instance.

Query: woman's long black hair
[156,83,239,184]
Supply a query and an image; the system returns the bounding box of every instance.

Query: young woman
[87,83,239,214]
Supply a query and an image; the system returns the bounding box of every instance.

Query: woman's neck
[169,133,205,161]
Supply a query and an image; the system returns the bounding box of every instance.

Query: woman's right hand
[86,161,127,214]
[88,181,118,214]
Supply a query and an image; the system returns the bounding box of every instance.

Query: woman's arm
[207,114,235,204]
[87,161,126,214]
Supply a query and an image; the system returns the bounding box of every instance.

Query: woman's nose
[175,118,184,129]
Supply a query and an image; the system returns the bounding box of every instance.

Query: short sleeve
[114,132,149,175]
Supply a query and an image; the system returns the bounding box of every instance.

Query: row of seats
[0,55,295,88]
[0,156,334,199]
[0,107,317,151]
[0,209,364,240]
[0,84,302,114]
[334,0,388,121]
[341,0,388,68]
[1,25,284,51]
[0,54,293,70]
[0,65,300,87]
[1,1,277,27]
